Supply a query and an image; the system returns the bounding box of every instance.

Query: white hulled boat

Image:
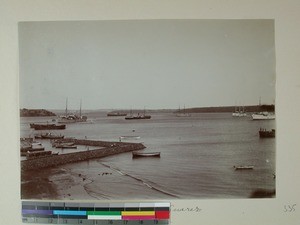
[252,112,275,120]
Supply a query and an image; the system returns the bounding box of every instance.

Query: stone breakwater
[21,139,145,171]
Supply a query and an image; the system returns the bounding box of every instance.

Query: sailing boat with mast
[58,98,87,123]
[125,107,151,120]
[176,105,191,117]
[232,104,247,117]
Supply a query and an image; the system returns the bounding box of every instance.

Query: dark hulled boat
[132,151,160,158]
[233,165,254,170]
[259,128,275,138]
[30,123,66,130]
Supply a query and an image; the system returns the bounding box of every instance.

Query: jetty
[21,138,145,171]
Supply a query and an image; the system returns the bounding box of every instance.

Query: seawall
[21,139,145,171]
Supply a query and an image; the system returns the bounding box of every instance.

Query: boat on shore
[132,151,160,158]
[259,128,275,138]
[233,165,254,170]
[30,123,66,130]
[252,112,275,120]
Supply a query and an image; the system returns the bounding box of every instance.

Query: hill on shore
[180,104,275,113]
[20,108,56,117]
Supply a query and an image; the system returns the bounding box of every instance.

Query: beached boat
[252,112,275,120]
[259,128,275,138]
[132,151,160,158]
[233,165,254,170]
[30,123,66,130]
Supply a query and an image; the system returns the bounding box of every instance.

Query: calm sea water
[20,111,275,200]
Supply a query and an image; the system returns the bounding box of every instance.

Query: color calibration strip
[22,202,170,224]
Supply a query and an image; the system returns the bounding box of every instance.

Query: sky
[19,20,275,110]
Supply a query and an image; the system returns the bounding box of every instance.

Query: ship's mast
[65,98,68,116]
[80,99,82,117]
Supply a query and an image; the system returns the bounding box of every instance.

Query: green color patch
[87,211,121,216]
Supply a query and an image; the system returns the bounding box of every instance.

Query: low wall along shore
[21,139,145,171]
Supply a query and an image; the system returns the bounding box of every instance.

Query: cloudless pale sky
[19,20,275,110]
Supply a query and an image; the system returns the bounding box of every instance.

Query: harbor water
[20,112,275,200]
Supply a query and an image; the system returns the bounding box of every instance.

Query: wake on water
[99,162,179,198]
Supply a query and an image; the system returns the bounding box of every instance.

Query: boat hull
[30,123,66,130]
[125,115,151,120]
[252,112,275,120]
[132,152,160,158]
[107,112,127,116]
[233,166,254,170]
[259,129,275,138]
[40,133,64,139]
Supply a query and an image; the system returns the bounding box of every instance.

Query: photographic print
[19,19,276,200]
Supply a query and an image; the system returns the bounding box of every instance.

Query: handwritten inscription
[171,204,202,213]
[284,204,296,212]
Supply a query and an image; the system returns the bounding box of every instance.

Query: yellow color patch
[121,211,155,216]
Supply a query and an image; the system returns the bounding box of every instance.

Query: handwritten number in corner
[284,204,296,212]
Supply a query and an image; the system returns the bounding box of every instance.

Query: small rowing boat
[233,165,254,170]
[132,151,160,158]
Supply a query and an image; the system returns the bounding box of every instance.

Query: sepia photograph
[19,19,276,200]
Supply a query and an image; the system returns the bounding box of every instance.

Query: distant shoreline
[20,104,275,116]
[20,108,56,117]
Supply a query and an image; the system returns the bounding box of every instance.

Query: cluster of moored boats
[232,110,275,120]
[20,138,59,159]
[107,109,152,120]
[20,137,80,159]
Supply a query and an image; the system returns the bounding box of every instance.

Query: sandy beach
[22,158,176,200]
